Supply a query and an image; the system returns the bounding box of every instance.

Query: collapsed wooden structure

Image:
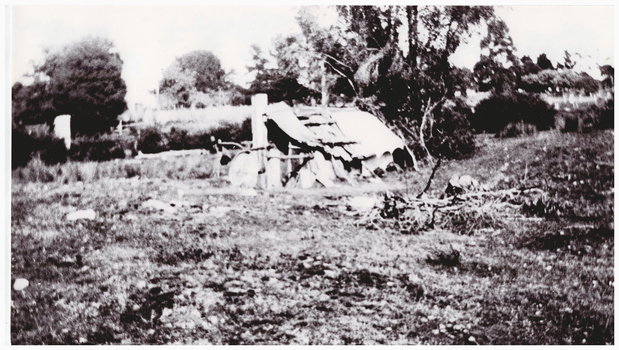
[225,94,414,189]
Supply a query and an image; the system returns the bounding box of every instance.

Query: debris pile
[358,185,553,235]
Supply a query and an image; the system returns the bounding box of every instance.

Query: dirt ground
[10,130,614,344]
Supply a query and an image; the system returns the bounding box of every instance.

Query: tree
[12,80,56,127]
[247,43,316,105]
[536,53,554,70]
[255,6,509,162]
[520,69,600,95]
[473,18,519,95]
[520,56,541,75]
[335,6,505,162]
[562,50,577,70]
[159,50,230,108]
[31,37,127,136]
[599,64,614,90]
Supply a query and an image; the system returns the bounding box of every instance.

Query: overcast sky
[10,4,615,106]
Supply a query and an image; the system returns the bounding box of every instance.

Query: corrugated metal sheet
[266,103,405,166]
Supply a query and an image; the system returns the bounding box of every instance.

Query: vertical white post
[252,94,269,189]
[53,114,71,150]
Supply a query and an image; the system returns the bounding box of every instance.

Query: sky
[10,4,615,107]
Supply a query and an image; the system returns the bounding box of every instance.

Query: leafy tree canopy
[159,50,234,108]
[536,53,554,70]
[15,37,128,136]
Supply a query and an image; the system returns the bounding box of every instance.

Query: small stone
[468,336,476,343]
[136,280,147,289]
[79,337,88,344]
[432,329,440,335]
[348,196,377,211]
[13,278,29,291]
[453,324,464,332]
[161,308,173,318]
[324,270,338,278]
[545,265,552,271]
[66,209,96,221]
[147,329,155,335]
[190,309,202,319]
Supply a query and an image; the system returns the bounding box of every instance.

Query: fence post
[53,114,71,150]
[252,94,269,189]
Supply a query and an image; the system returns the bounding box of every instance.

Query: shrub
[473,92,557,134]
[558,98,614,133]
[12,127,68,168]
[209,117,252,142]
[428,98,476,159]
[137,118,250,154]
[138,126,170,154]
[12,128,37,169]
[69,134,135,162]
[592,98,614,130]
[498,121,538,138]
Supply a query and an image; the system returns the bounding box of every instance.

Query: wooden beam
[252,94,269,189]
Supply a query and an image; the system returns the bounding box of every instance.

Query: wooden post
[286,143,292,175]
[266,147,283,189]
[252,94,269,189]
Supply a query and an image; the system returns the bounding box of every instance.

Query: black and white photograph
[8,2,614,345]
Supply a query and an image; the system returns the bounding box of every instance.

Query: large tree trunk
[321,59,328,108]
[406,6,419,68]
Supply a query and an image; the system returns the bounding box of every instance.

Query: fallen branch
[417,158,441,198]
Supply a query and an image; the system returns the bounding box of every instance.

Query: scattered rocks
[66,209,97,221]
[13,278,29,291]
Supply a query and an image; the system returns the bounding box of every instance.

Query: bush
[69,134,135,162]
[137,118,251,154]
[558,98,614,133]
[12,128,36,169]
[12,127,68,169]
[209,118,252,142]
[138,126,170,154]
[498,121,538,138]
[428,98,476,159]
[473,92,556,134]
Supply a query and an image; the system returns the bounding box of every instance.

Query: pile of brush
[358,186,552,235]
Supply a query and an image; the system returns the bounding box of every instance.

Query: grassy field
[10,130,613,344]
